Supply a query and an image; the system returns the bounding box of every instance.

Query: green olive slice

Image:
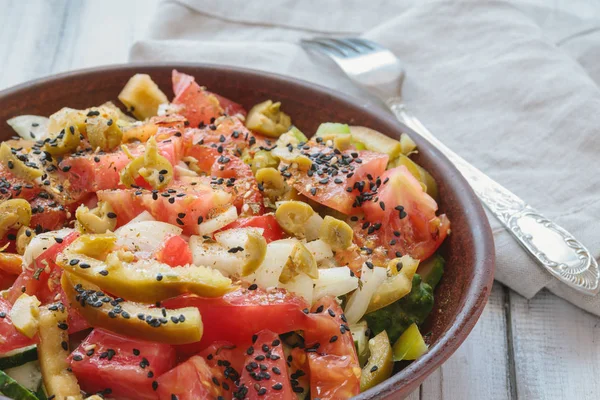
[275,201,314,238]
[319,215,353,251]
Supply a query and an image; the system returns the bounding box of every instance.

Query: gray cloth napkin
[131,0,600,315]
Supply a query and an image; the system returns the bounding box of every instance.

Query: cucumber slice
[417,253,445,289]
[349,126,402,159]
[35,381,46,400]
[0,368,38,400]
[315,122,350,136]
[0,345,38,370]
[4,361,42,393]
[350,321,370,366]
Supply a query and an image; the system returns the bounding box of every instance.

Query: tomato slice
[236,330,294,399]
[220,214,284,243]
[97,181,232,235]
[0,298,35,354]
[304,296,361,399]
[156,355,223,400]
[69,329,176,400]
[0,162,40,202]
[361,165,450,261]
[6,231,79,304]
[209,92,247,118]
[288,146,389,215]
[162,288,311,355]
[154,235,193,267]
[198,341,245,397]
[172,70,223,128]
[29,197,68,233]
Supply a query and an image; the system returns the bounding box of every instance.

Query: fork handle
[387,99,599,295]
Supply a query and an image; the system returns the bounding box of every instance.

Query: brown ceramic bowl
[0,64,494,399]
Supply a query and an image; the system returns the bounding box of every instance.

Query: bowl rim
[0,62,495,399]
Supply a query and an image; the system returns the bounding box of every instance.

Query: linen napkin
[131,0,600,315]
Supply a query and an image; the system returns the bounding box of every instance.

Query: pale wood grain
[511,289,600,400]
[0,0,159,90]
[420,283,513,400]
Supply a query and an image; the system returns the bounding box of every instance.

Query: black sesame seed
[370,365,379,373]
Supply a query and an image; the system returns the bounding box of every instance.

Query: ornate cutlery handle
[388,99,599,295]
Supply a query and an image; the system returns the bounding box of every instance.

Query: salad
[0,70,450,400]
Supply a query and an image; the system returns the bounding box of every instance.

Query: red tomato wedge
[0,162,40,201]
[156,355,223,400]
[97,182,232,235]
[288,147,389,215]
[162,288,311,354]
[181,145,263,216]
[29,196,68,233]
[0,298,35,354]
[69,329,176,400]
[236,330,294,399]
[361,165,450,261]
[172,70,224,128]
[209,92,247,117]
[187,116,257,156]
[58,131,189,203]
[198,341,245,397]
[221,214,285,243]
[6,231,79,304]
[304,296,361,399]
[154,235,193,267]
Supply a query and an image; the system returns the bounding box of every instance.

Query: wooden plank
[510,289,600,400]
[0,0,159,90]
[420,283,512,399]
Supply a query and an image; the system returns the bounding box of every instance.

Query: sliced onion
[245,239,297,289]
[214,228,264,249]
[187,236,241,276]
[313,266,359,301]
[304,213,323,242]
[23,228,75,267]
[280,273,314,304]
[304,239,333,262]
[128,211,156,224]
[175,162,199,178]
[7,115,49,141]
[344,265,387,325]
[115,221,182,257]
[197,206,238,236]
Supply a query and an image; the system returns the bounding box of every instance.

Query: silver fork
[301,37,599,295]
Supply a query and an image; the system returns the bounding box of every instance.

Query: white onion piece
[7,115,49,141]
[127,211,156,224]
[304,213,324,242]
[304,239,333,262]
[197,206,237,236]
[23,228,75,267]
[214,228,264,250]
[175,162,199,178]
[313,266,359,301]
[115,221,182,257]
[344,265,387,325]
[188,236,240,276]
[280,273,314,304]
[245,239,297,289]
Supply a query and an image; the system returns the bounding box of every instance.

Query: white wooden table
[1,1,599,399]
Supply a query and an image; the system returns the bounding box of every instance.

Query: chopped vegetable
[118,73,169,120]
[0,346,38,370]
[392,322,428,361]
[10,294,41,339]
[418,253,445,289]
[0,369,39,400]
[364,274,434,343]
[389,153,439,199]
[61,273,203,345]
[350,321,370,367]
[279,242,318,283]
[37,303,82,400]
[366,255,420,314]
[6,115,49,141]
[275,200,314,238]
[344,264,387,325]
[75,201,117,234]
[350,126,403,159]
[359,330,393,391]
[58,235,233,302]
[245,100,291,137]
[120,136,174,190]
[319,215,354,251]
[0,199,32,239]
